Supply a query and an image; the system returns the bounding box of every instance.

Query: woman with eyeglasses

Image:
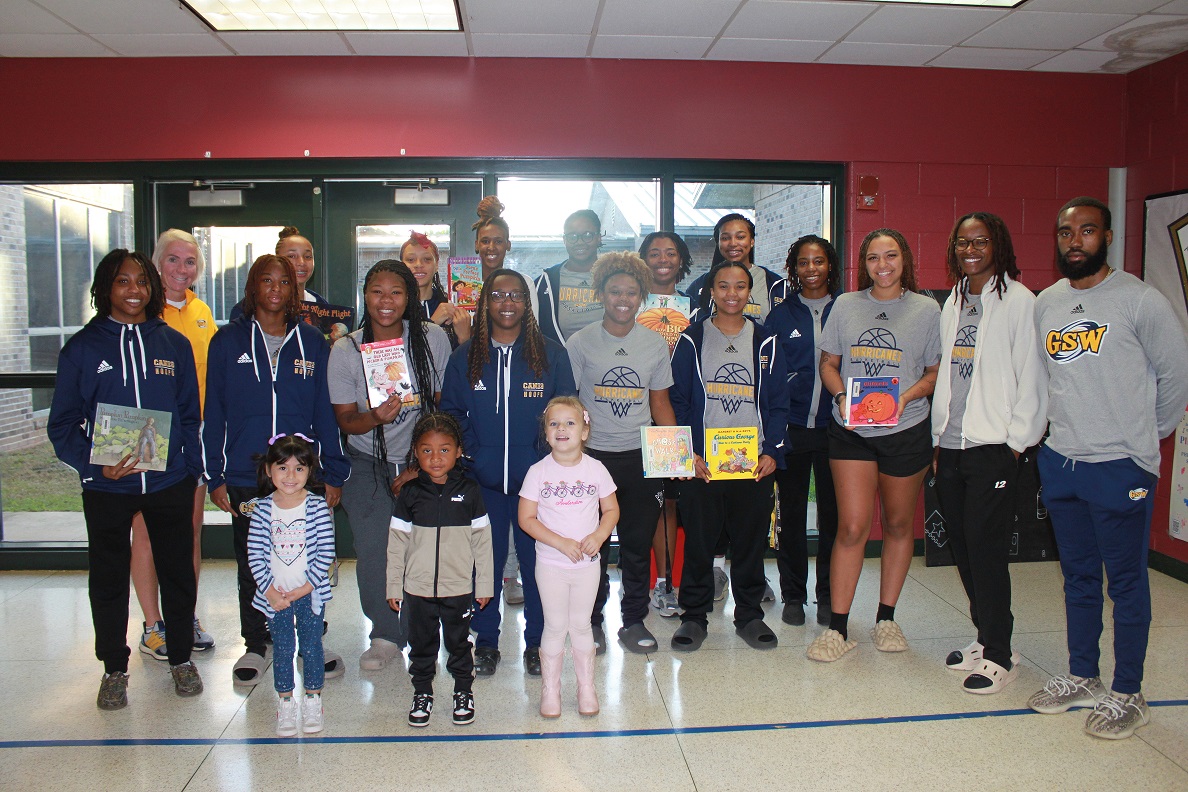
[440,269,576,678]
[203,253,350,687]
[931,212,1047,694]
[536,209,604,344]
[327,259,452,672]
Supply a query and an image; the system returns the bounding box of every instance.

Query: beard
[1057,242,1109,281]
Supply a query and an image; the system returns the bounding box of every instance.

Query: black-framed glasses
[563,231,600,243]
[488,290,528,303]
[954,237,991,251]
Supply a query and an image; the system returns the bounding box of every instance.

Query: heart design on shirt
[271,517,306,566]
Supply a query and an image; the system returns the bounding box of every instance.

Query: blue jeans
[268,594,325,694]
[1038,446,1155,694]
[470,488,543,650]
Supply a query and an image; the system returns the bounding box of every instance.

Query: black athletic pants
[228,484,271,655]
[774,425,837,605]
[405,592,474,695]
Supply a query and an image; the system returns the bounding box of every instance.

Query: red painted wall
[1125,49,1188,565]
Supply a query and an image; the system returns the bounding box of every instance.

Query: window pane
[355,223,451,299]
[193,226,283,321]
[59,202,92,328]
[495,179,659,283]
[29,334,63,375]
[24,192,59,329]
[675,182,830,285]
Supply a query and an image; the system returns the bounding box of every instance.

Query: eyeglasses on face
[953,237,990,251]
[563,231,600,243]
[488,290,527,303]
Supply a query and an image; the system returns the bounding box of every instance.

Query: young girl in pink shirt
[518,396,620,718]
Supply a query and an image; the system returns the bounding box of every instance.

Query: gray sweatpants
[343,446,407,647]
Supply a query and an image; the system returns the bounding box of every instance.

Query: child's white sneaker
[302,693,324,734]
[276,696,299,737]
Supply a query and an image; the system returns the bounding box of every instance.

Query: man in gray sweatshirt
[1027,196,1188,740]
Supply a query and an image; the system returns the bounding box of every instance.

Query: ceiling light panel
[184,0,460,31]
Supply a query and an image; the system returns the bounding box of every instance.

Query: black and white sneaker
[452,691,475,726]
[408,693,433,727]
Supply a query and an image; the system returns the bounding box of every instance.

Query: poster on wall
[1172,411,1188,544]
[1143,190,1188,339]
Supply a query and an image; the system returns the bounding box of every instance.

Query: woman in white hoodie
[931,212,1048,695]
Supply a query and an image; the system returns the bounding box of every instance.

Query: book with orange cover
[844,376,900,427]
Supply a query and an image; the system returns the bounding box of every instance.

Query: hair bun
[476,195,505,220]
[279,225,301,240]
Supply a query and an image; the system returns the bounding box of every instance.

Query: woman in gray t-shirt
[810,229,940,663]
[328,260,451,671]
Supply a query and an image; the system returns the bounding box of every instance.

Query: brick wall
[0,185,37,452]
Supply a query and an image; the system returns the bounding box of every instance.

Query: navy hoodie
[669,317,789,465]
[202,314,349,491]
[534,262,568,345]
[764,289,839,430]
[440,334,576,495]
[48,316,201,494]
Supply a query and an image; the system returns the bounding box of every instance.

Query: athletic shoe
[1084,691,1150,740]
[524,646,542,676]
[815,599,831,627]
[276,696,299,737]
[192,618,215,652]
[781,601,806,626]
[408,693,433,727]
[97,672,129,711]
[302,693,324,734]
[761,580,776,603]
[1028,674,1106,714]
[712,567,729,602]
[139,620,168,661]
[359,638,402,671]
[170,661,204,697]
[871,620,909,653]
[452,691,475,725]
[503,577,525,605]
[806,629,856,662]
[474,646,500,677]
[651,583,679,617]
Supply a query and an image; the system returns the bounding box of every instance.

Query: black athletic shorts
[827,417,933,477]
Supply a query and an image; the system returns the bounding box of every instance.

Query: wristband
[833,391,845,408]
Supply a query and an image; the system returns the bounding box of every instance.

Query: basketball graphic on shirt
[952,325,977,380]
[594,366,644,418]
[706,363,754,415]
[850,327,903,376]
[270,516,306,566]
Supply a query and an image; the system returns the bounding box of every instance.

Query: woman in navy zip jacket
[48,249,203,709]
[765,235,842,629]
[683,213,785,323]
[668,260,789,652]
[203,253,350,686]
[440,268,576,677]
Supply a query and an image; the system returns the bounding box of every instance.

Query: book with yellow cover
[706,426,759,480]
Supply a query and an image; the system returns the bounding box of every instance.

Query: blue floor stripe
[3,699,1185,749]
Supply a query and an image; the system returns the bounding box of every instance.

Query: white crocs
[946,641,1022,671]
[871,620,908,653]
[806,629,857,662]
[963,659,1019,695]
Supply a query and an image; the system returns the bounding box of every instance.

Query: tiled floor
[1,558,1185,791]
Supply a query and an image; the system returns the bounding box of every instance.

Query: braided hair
[785,234,842,295]
[92,249,165,320]
[406,411,466,468]
[944,212,1019,304]
[357,259,439,499]
[466,268,549,387]
[472,195,509,236]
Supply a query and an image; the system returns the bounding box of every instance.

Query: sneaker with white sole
[871,620,908,652]
[712,567,729,602]
[409,693,433,727]
[452,691,475,725]
[139,620,168,661]
[806,629,857,662]
[359,638,402,671]
[276,696,299,737]
[1084,690,1149,740]
[1028,674,1106,714]
[192,618,215,652]
[503,577,525,605]
[302,693,324,734]
[651,583,678,617]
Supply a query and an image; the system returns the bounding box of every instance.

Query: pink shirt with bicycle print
[519,453,617,568]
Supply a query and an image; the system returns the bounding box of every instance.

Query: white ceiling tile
[0,0,76,34]
[707,37,832,62]
[596,0,738,38]
[1076,14,1188,54]
[344,30,469,55]
[0,33,112,56]
[33,0,210,35]
[92,33,232,56]
[591,35,713,59]
[965,11,1135,49]
[220,30,353,55]
[818,40,948,67]
[1023,0,1165,11]
[846,6,1006,46]
[1158,0,1188,12]
[1028,48,1127,72]
[726,1,877,40]
[463,0,600,35]
[470,33,590,57]
[930,46,1064,70]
